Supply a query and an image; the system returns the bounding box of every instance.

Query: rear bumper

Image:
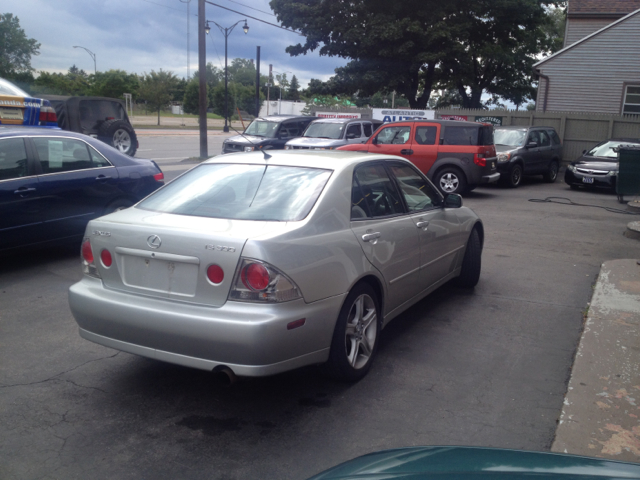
[69,276,346,376]
[481,172,500,184]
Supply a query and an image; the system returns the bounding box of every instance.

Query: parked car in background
[222,115,317,154]
[306,446,640,479]
[284,118,378,150]
[43,95,138,156]
[338,119,499,195]
[0,126,164,252]
[494,126,563,187]
[565,138,640,190]
[69,150,484,382]
[0,78,58,128]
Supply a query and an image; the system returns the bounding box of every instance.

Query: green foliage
[138,69,180,125]
[0,13,40,78]
[91,69,139,99]
[288,75,300,101]
[182,78,201,115]
[211,82,263,118]
[192,62,222,88]
[32,66,91,96]
[227,58,257,86]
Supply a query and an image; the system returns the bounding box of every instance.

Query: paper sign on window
[48,141,64,168]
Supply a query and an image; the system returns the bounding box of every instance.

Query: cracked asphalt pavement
[2,157,639,479]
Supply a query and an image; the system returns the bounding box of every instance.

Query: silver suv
[494,126,563,188]
[285,118,375,150]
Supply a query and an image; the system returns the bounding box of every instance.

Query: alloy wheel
[344,294,377,369]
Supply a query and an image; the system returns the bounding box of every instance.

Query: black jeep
[43,95,138,156]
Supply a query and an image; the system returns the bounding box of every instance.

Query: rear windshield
[304,122,344,139]
[443,125,494,146]
[138,163,332,221]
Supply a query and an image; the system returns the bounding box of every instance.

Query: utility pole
[255,46,260,118]
[198,0,207,159]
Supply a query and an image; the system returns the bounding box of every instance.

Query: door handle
[400,149,414,155]
[362,232,381,242]
[14,187,36,195]
[416,221,429,229]
[96,175,112,181]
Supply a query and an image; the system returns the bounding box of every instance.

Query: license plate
[0,107,23,120]
[491,161,496,169]
[582,177,594,184]
[121,255,198,296]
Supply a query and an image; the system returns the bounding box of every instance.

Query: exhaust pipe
[212,365,237,385]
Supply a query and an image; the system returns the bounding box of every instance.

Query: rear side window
[443,125,493,146]
[138,163,332,222]
[0,138,28,181]
[352,163,404,218]
[363,123,373,137]
[549,130,561,145]
[415,126,437,145]
[538,130,551,147]
[33,137,110,173]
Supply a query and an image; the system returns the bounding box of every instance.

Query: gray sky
[4,0,347,88]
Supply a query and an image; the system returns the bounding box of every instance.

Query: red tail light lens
[153,172,164,181]
[101,249,113,267]
[206,264,224,284]
[241,263,270,291]
[81,239,94,263]
[474,154,486,167]
[39,106,57,123]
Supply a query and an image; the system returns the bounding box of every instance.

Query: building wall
[564,18,617,46]
[536,12,640,114]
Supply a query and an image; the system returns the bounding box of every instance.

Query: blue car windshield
[587,140,640,159]
[138,163,332,221]
[244,120,279,138]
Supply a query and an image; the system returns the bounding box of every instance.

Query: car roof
[496,126,556,130]
[253,115,315,122]
[204,150,410,172]
[0,126,86,139]
[387,119,485,128]
[310,118,367,124]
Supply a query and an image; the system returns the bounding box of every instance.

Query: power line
[140,0,189,14]
[223,0,276,17]
[204,0,301,35]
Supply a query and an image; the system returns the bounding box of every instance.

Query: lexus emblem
[147,235,162,249]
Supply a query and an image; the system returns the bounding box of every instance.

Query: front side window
[389,163,441,212]
[375,126,411,145]
[0,137,28,181]
[352,163,404,219]
[346,124,362,138]
[32,137,109,174]
[244,120,279,138]
[538,130,551,147]
[138,163,332,222]
[622,85,640,115]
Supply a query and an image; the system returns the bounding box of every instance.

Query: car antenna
[262,150,272,160]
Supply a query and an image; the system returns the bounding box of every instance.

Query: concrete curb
[552,259,640,462]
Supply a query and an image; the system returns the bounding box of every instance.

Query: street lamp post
[274,71,292,114]
[205,19,249,133]
[73,46,96,75]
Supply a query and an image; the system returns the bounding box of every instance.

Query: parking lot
[2,134,639,479]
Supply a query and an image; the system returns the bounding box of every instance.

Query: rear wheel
[543,161,559,183]
[325,283,380,382]
[434,167,467,196]
[98,119,138,156]
[104,198,133,215]
[456,228,482,288]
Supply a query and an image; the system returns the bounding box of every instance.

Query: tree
[32,66,91,96]
[138,69,179,125]
[0,13,40,79]
[183,78,204,115]
[270,0,562,109]
[227,58,257,86]
[92,69,139,99]
[193,62,223,89]
[288,75,300,101]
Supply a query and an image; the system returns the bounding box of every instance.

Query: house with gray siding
[534,4,640,114]
[564,0,639,47]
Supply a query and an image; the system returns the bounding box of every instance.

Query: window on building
[622,85,640,115]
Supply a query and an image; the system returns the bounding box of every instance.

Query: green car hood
[307,447,640,479]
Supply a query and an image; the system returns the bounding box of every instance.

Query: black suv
[494,126,563,187]
[222,115,316,154]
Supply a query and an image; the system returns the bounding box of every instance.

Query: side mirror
[582,149,587,154]
[444,193,462,209]
[346,133,357,140]
[526,142,538,149]
[371,136,378,145]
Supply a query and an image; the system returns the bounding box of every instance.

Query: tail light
[81,237,100,278]
[153,172,164,181]
[39,105,57,124]
[101,249,113,267]
[206,264,224,284]
[229,258,301,303]
[474,153,486,167]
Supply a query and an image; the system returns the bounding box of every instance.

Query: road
[1,140,639,479]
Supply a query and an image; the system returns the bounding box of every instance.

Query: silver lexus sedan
[69,151,484,381]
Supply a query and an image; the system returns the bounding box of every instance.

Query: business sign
[475,115,503,126]
[372,108,435,123]
[440,115,468,121]
[316,112,361,119]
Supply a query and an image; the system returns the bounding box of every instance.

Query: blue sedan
[0,126,164,252]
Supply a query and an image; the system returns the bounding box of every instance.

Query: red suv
[338,119,499,195]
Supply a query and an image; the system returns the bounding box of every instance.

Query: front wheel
[455,228,482,288]
[324,283,380,382]
[543,161,559,183]
[434,167,467,196]
[503,163,522,188]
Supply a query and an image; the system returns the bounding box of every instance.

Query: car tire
[455,228,482,288]
[543,161,559,183]
[503,163,522,188]
[324,283,380,382]
[98,119,138,157]
[435,167,467,196]
[104,198,133,215]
